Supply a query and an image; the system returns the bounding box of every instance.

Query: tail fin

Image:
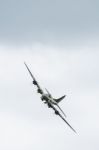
[54,95,66,103]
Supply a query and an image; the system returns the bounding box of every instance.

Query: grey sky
[0,46,99,150]
[0,0,99,45]
[0,0,99,150]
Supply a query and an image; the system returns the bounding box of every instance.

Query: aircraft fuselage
[41,93,57,105]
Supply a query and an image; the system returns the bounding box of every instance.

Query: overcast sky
[0,0,99,150]
[0,0,99,45]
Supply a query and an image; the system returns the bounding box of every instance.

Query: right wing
[24,62,44,94]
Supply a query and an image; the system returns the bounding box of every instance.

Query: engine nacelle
[55,110,59,115]
[48,103,51,108]
[37,88,43,94]
[41,95,44,101]
[33,80,37,85]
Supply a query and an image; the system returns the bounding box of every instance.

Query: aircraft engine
[33,80,37,85]
[37,88,43,94]
[55,110,59,115]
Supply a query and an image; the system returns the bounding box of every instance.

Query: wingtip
[69,126,77,134]
[24,62,28,68]
[64,95,67,98]
[70,126,77,134]
[74,129,77,134]
[24,61,26,65]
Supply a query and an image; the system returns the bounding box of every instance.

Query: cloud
[0,0,99,149]
[0,0,99,45]
[0,43,99,150]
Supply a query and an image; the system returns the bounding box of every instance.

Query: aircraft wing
[56,104,67,118]
[47,101,76,133]
[57,110,76,133]
[45,88,52,98]
[24,62,44,94]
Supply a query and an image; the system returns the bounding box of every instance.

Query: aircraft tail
[54,95,66,103]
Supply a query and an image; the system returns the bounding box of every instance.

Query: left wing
[56,104,67,118]
[47,100,76,133]
[24,62,43,94]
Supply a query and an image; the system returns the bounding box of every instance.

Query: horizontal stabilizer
[54,95,66,103]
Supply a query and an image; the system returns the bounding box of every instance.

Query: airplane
[24,62,66,117]
[24,62,76,133]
